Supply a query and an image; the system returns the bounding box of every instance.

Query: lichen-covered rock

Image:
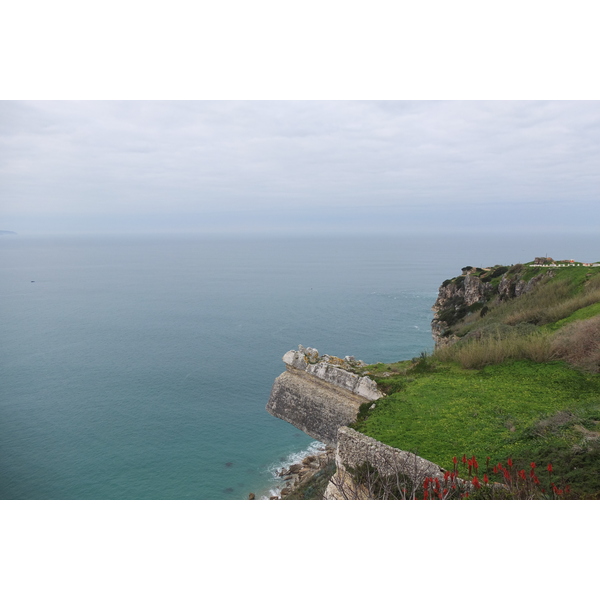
[267,347,382,445]
[282,347,382,401]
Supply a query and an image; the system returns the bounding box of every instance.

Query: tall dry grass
[504,286,600,326]
[458,274,600,330]
[585,273,600,292]
[455,279,573,336]
[435,331,555,369]
[552,314,600,373]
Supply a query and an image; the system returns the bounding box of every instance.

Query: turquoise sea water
[1,232,597,499]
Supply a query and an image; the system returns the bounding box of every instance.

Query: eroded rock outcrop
[431,264,552,347]
[266,346,383,445]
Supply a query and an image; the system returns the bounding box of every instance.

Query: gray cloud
[1,100,599,234]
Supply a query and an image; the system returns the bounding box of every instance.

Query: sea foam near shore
[261,440,329,499]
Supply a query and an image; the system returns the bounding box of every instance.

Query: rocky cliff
[266,346,383,445]
[431,264,550,347]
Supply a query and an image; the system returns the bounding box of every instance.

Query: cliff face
[266,346,383,445]
[431,266,550,347]
[431,272,492,347]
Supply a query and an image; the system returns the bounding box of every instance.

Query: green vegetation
[282,460,336,500]
[545,301,600,331]
[352,260,600,497]
[438,263,600,370]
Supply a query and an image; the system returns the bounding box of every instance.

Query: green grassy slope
[351,261,600,497]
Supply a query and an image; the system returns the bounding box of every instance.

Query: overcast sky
[1,100,599,235]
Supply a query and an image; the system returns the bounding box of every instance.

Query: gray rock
[268,347,384,444]
[267,370,373,445]
[282,349,382,401]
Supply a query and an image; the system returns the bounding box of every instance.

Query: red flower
[530,462,536,469]
[518,469,526,480]
[483,474,489,484]
[547,463,553,473]
[507,457,513,467]
[453,456,458,465]
[472,476,481,489]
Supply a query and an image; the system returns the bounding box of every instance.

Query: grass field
[353,358,600,495]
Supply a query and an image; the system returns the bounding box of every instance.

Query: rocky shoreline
[248,445,336,500]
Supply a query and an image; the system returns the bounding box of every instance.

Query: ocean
[1,232,597,499]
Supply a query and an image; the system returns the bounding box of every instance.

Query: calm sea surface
[1,232,597,499]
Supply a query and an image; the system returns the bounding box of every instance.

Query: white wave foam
[260,440,327,499]
[267,440,326,478]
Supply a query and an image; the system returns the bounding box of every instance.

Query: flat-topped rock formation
[266,346,383,445]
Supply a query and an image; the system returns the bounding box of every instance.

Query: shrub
[332,456,574,500]
[374,378,405,395]
[353,401,375,425]
[481,266,508,282]
[411,351,435,373]
[507,263,524,274]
